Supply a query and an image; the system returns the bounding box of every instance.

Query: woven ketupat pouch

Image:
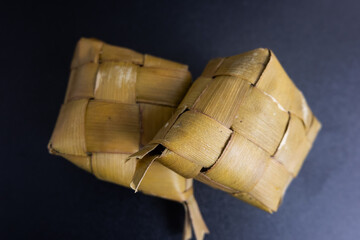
[131,48,321,213]
[48,38,208,240]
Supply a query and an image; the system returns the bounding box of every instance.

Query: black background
[1,1,360,239]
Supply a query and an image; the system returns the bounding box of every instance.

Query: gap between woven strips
[127,107,195,192]
[271,111,291,158]
[252,49,310,129]
[200,49,271,173]
[253,48,271,86]
[129,145,166,192]
[200,130,234,173]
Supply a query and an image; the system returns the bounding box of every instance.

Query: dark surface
[1,1,360,239]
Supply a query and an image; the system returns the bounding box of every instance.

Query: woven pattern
[131,48,321,213]
[48,38,208,240]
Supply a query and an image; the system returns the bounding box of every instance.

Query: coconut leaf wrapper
[48,38,208,240]
[130,48,321,213]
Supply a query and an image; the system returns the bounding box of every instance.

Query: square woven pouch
[48,38,208,240]
[131,48,321,213]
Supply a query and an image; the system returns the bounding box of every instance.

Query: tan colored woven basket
[131,48,321,213]
[48,38,208,240]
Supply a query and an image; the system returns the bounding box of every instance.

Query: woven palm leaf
[130,48,321,213]
[48,38,208,240]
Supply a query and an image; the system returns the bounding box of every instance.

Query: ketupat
[48,38,208,240]
[130,48,321,213]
